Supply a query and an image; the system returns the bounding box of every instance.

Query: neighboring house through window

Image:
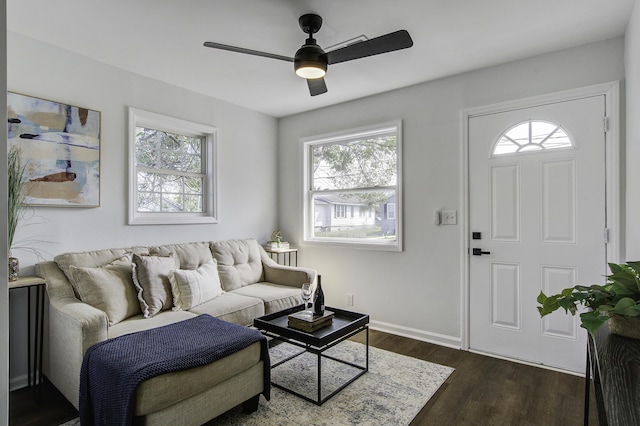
[386,202,396,220]
[128,108,218,225]
[303,121,403,251]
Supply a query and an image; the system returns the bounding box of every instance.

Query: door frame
[460,81,621,351]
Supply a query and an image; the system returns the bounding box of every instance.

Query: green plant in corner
[271,230,282,244]
[537,262,640,335]
[8,145,27,251]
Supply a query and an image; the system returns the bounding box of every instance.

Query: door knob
[472,248,491,256]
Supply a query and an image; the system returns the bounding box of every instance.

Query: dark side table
[584,322,640,425]
[9,276,46,393]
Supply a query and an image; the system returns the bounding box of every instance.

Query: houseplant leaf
[610,298,640,316]
[579,311,609,334]
[536,262,640,336]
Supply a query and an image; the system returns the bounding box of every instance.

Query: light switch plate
[442,210,457,225]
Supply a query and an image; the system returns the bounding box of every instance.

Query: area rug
[61,340,453,426]
[218,340,452,425]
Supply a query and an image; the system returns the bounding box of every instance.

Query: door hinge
[604,228,610,244]
[603,117,609,133]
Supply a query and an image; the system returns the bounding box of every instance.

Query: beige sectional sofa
[37,238,316,424]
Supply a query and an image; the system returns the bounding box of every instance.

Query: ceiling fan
[203,14,413,96]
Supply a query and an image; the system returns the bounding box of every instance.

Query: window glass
[135,127,204,213]
[128,108,217,225]
[493,120,573,156]
[303,121,402,251]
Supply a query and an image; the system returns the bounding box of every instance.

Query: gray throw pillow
[131,254,177,318]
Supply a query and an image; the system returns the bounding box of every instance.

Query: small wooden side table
[265,248,298,266]
[9,276,46,391]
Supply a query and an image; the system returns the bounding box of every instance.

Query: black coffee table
[254,305,369,405]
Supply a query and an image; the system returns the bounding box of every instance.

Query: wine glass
[301,283,313,312]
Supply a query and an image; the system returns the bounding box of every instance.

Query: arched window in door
[492,120,573,156]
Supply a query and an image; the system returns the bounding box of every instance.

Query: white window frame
[302,120,403,251]
[128,107,218,225]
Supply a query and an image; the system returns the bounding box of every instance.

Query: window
[128,108,217,225]
[493,120,573,156]
[303,121,402,251]
[386,203,396,220]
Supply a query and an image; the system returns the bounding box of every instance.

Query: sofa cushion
[230,282,303,314]
[149,242,212,270]
[188,292,264,326]
[210,239,264,291]
[134,341,262,416]
[170,260,223,310]
[54,246,149,291]
[132,254,176,318]
[108,311,198,339]
[69,256,141,325]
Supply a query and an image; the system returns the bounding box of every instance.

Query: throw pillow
[170,259,223,311]
[69,256,141,325]
[131,254,176,318]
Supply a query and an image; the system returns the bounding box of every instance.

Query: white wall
[278,38,625,346]
[1,1,10,422]
[626,1,640,259]
[6,33,279,388]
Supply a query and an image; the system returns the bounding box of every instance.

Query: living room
[3,0,640,424]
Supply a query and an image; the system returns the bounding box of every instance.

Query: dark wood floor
[10,329,597,425]
[355,331,597,426]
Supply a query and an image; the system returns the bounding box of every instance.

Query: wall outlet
[346,294,354,306]
[441,210,457,225]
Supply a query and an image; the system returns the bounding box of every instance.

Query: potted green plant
[7,145,26,281]
[537,262,640,339]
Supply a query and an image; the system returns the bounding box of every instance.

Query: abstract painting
[7,92,100,206]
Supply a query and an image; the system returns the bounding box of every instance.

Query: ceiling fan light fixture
[294,40,327,79]
[295,62,327,79]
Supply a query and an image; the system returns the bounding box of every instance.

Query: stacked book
[288,310,334,332]
[265,241,290,250]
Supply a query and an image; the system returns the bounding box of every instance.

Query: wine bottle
[313,275,325,316]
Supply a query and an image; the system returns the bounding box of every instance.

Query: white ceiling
[8,0,636,118]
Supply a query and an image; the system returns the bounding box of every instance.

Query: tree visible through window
[303,121,402,251]
[135,127,204,213]
[128,108,217,225]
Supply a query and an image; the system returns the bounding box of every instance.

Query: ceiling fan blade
[203,42,294,62]
[307,78,328,96]
[326,30,413,65]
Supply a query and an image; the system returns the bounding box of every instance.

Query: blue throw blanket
[79,314,270,426]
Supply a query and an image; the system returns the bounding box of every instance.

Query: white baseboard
[9,373,29,392]
[9,369,43,391]
[369,320,461,349]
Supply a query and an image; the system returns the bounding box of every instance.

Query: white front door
[468,95,607,372]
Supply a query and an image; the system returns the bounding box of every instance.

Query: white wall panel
[542,160,576,243]
[626,2,640,260]
[491,165,520,241]
[541,266,577,338]
[491,263,520,329]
